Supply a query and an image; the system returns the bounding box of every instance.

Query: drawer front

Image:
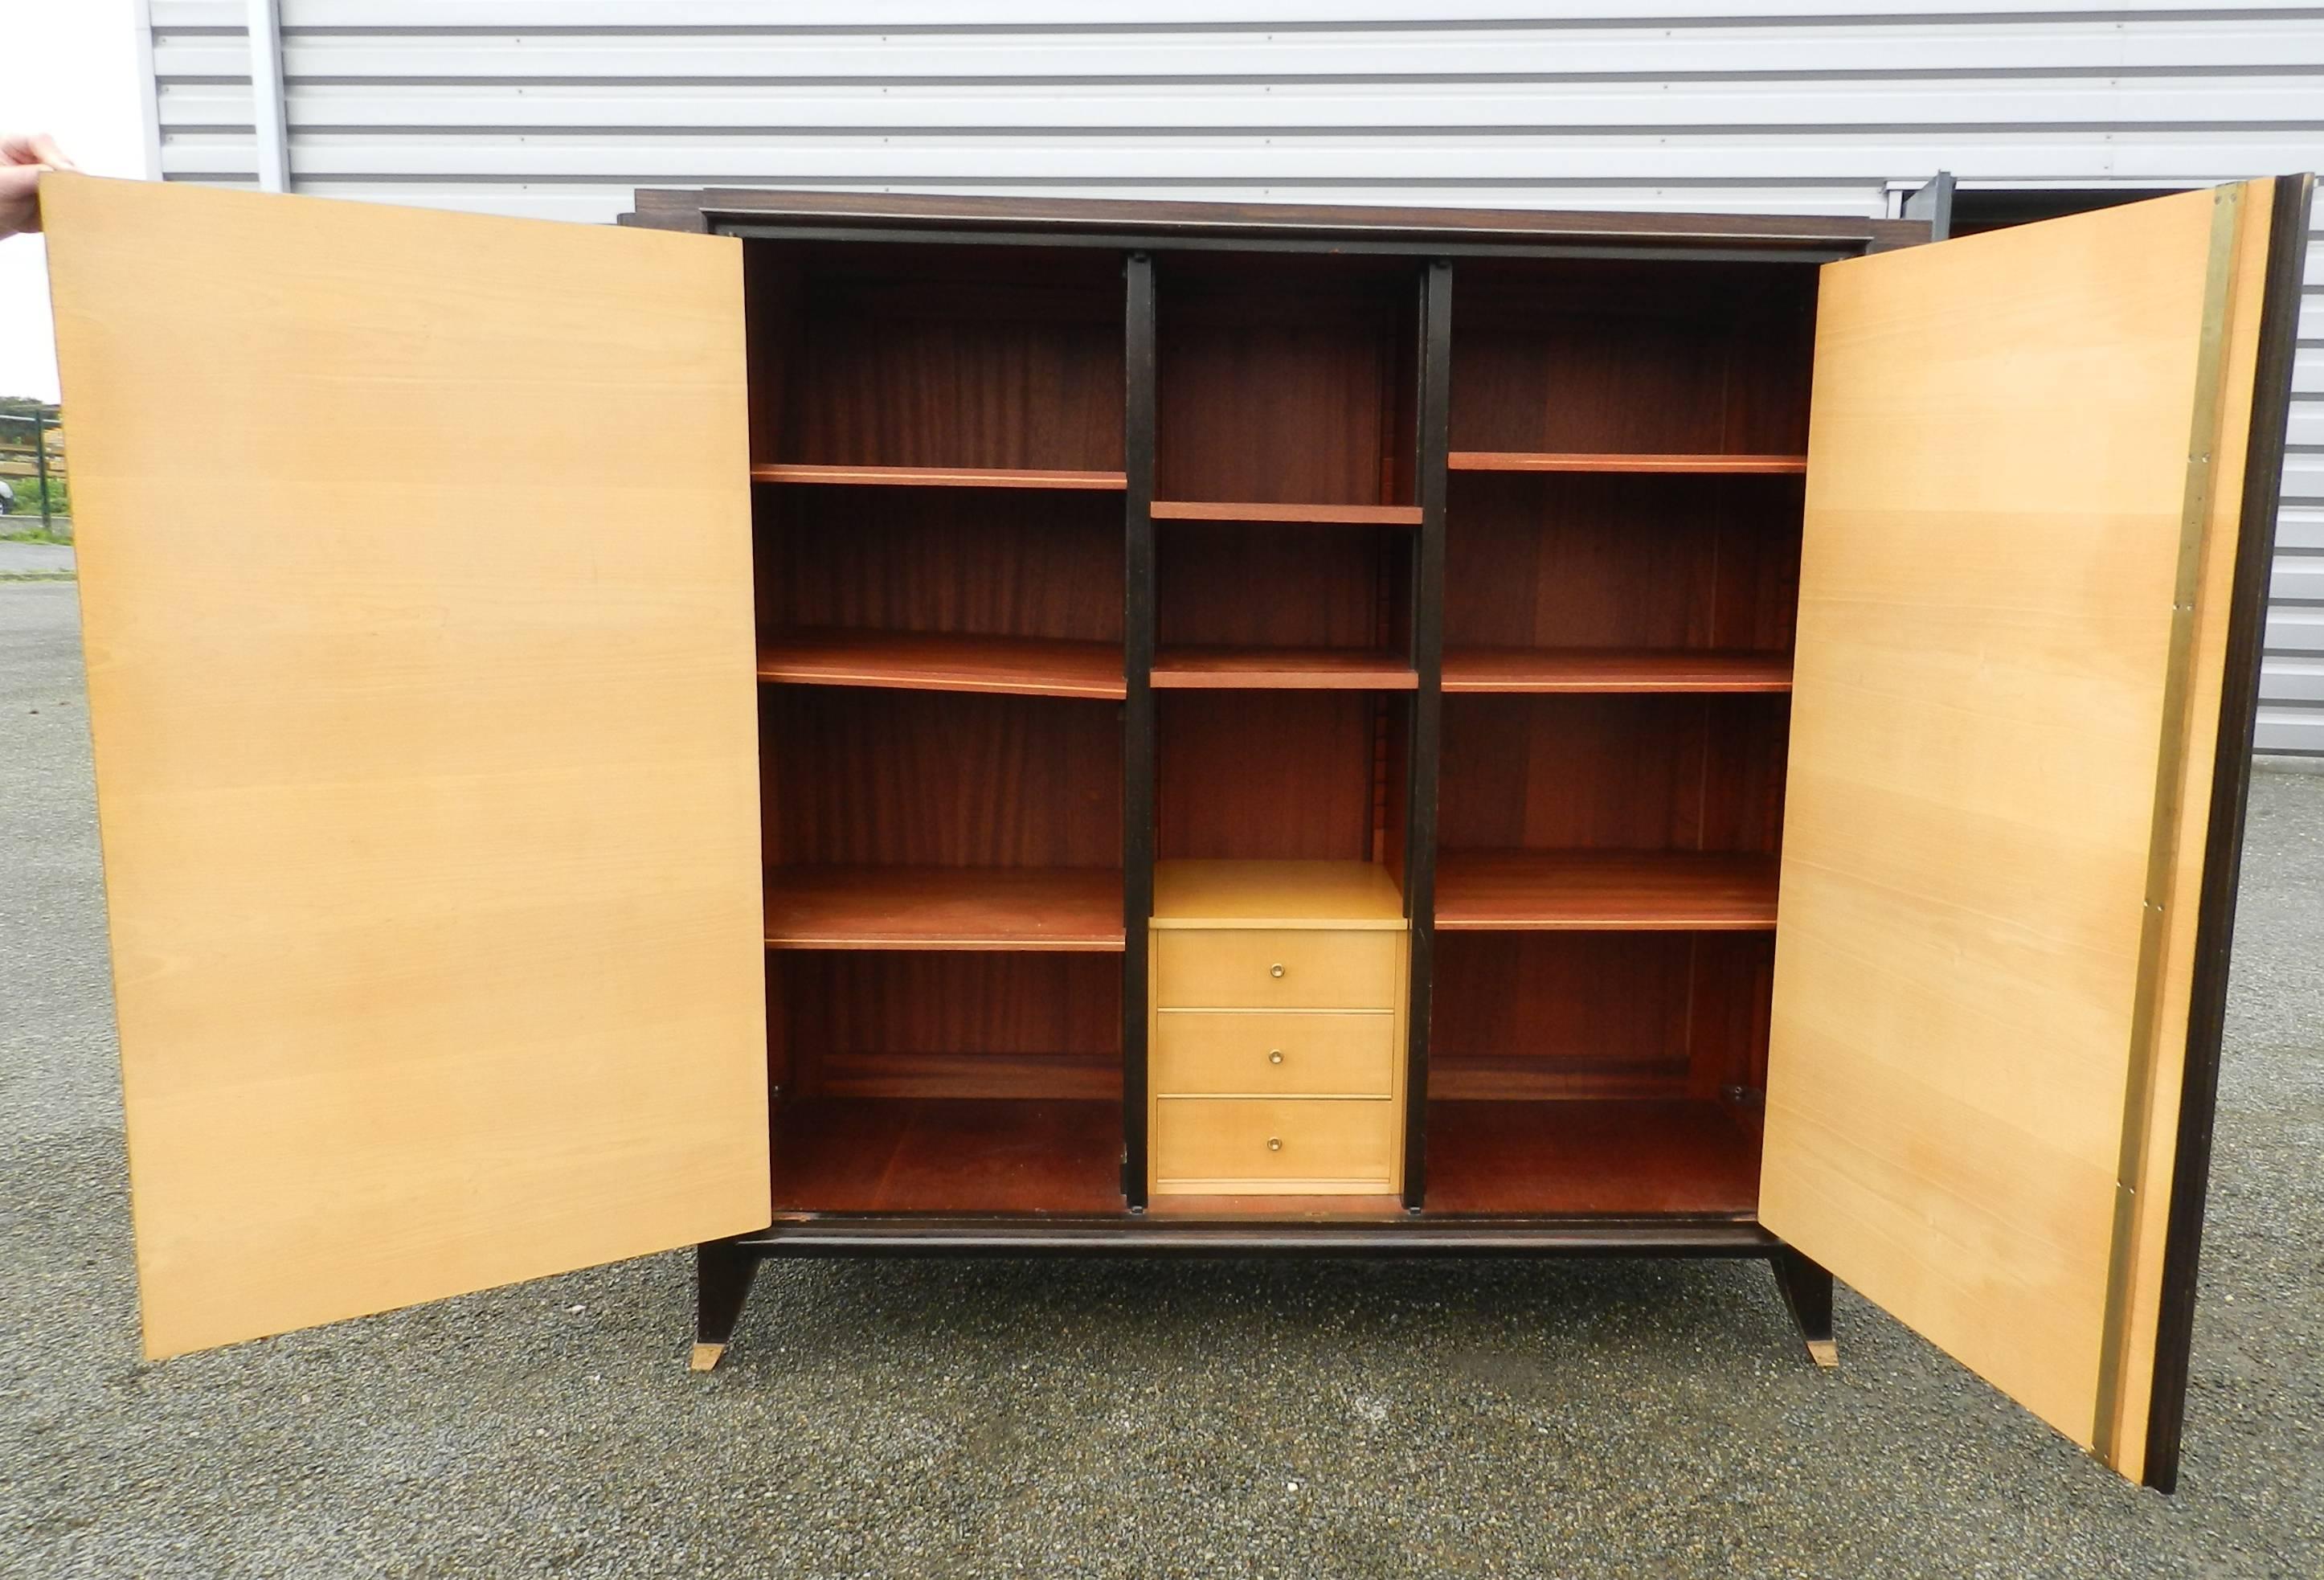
[1154,928,1401,1010]
[1152,1011,1396,1097]
[1152,1097,1398,1190]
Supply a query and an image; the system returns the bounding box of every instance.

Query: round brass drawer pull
[1267,1137,1283,1152]
[1269,963,1286,978]
[1268,1049,1285,1065]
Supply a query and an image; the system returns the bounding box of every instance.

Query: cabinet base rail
[692,1225,1835,1372]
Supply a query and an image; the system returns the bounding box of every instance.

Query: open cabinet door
[1761,177,2311,1488]
[44,176,771,1358]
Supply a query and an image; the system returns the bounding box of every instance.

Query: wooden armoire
[43,171,2311,1492]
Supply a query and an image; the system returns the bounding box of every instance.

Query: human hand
[1,133,79,238]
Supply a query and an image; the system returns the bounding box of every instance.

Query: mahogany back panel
[758,485,1124,644]
[1156,252,1420,506]
[1448,258,1815,456]
[779,951,1121,1101]
[1158,691,1377,862]
[1442,474,1802,653]
[1437,694,1790,856]
[750,240,1127,471]
[1158,522,1408,653]
[762,688,1123,870]
[1430,931,1774,1103]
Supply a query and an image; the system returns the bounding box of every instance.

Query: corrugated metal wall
[143,0,2324,755]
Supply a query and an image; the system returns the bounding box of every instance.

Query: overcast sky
[3,2,149,403]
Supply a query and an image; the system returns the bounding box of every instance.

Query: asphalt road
[0,538,74,578]
[2,579,2319,1578]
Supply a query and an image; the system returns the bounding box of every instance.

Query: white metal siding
[145,0,2324,754]
[2282,227,2324,755]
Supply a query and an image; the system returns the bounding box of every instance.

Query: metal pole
[246,0,291,194]
[33,415,51,534]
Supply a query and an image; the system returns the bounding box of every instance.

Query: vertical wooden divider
[1401,259,1454,1210]
[1122,253,1160,1208]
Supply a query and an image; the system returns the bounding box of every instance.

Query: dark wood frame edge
[1401,259,1453,1207]
[2139,170,2316,1495]
[737,1216,1779,1254]
[1122,253,1160,1210]
[635,185,1926,254]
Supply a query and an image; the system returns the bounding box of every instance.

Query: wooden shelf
[1153,646,1418,690]
[771,1098,1124,1214]
[1448,452,1806,476]
[1152,500,1423,526]
[752,463,1127,491]
[1434,850,1778,931]
[1423,1099,1761,1215]
[764,866,1126,951]
[759,629,1125,700]
[1443,648,1792,694]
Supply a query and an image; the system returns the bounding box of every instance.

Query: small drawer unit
[1148,861,1409,1196]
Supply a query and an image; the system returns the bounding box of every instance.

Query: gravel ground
[2,578,2318,1578]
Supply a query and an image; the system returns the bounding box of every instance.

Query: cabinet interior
[1153,252,1418,886]
[1431,256,1810,1216]
[747,240,1131,1211]
[743,234,1815,1220]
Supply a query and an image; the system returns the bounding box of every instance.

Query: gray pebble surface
[2,580,2318,1578]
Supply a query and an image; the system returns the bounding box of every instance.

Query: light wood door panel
[1762,182,2275,1483]
[43,176,770,1357]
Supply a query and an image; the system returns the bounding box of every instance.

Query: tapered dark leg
[1770,1246,1838,1369]
[690,1238,759,1373]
